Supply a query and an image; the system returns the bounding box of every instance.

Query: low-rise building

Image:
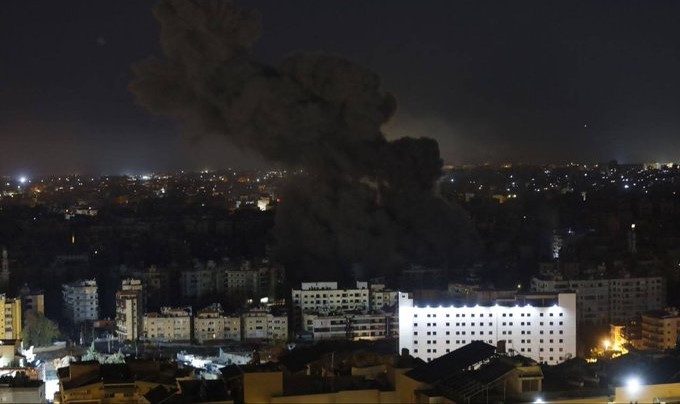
[194,303,241,343]
[241,307,287,342]
[142,307,192,342]
[302,311,398,341]
[292,282,370,315]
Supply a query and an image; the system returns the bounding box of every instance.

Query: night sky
[2,1,680,175]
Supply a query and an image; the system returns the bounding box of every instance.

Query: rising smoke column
[130,0,478,282]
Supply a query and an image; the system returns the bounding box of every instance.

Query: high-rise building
[115,279,144,342]
[398,292,577,365]
[62,279,99,324]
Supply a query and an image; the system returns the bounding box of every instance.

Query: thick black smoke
[130,0,478,282]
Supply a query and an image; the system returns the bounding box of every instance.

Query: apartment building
[115,279,144,342]
[194,303,241,343]
[399,292,577,365]
[531,276,666,324]
[241,307,288,342]
[142,307,192,342]
[0,295,21,340]
[62,279,98,324]
[302,311,398,341]
[640,308,680,350]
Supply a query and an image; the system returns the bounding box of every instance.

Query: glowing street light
[18,176,27,184]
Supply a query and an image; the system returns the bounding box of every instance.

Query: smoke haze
[130,0,477,281]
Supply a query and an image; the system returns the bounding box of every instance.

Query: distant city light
[18,176,27,184]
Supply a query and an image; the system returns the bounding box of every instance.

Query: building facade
[194,304,241,342]
[0,295,21,340]
[142,307,192,342]
[640,308,680,350]
[399,292,577,365]
[241,308,288,342]
[61,279,98,324]
[302,311,398,341]
[531,276,665,324]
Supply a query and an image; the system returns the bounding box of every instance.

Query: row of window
[415,312,564,318]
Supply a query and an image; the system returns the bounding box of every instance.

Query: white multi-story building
[241,308,288,342]
[531,276,665,324]
[62,279,99,324]
[302,311,398,341]
[399,292,576,365]
[142,307,192,342]
[194,304,241,343]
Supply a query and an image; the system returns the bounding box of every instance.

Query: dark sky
[2,1,680,175]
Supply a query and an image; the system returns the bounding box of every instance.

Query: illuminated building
[115,279,143,342]
[0,296,21,340]
[241,307,287,342]
[398,292,577,365]
[640,308,680,350]
[292,281,369,312]
[302,311,397,341]
[193,303,241,342]
[142,307,192,342]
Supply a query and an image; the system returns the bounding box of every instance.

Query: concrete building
[131,265,170,309]
[180,266,219,300]
[224,259,284,303]
[142,307,192,342]
[292,282,370,315]
[18,285,44,316]
[0,295,21,340]
[115,280,144,342]
[194,303,241,343]
[640,308,680,350]
[241,307,288,342]
[531,275,665,324]
[61,279,98,324]
[0,374,45,403]
[302,311,398,341]
[398,292,577,365]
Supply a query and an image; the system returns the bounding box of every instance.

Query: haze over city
[3,0,680,176]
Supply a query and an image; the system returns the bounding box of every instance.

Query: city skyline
[3,1,680,175]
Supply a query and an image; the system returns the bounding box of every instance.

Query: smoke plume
[130,0,477,282]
